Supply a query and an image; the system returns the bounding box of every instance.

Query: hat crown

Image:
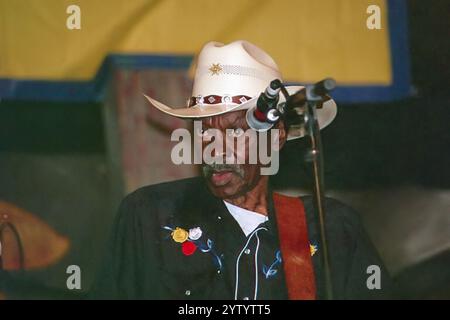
[192,40,282,99]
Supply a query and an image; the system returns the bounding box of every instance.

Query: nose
[212,148,225,158]
[203,130,236,164]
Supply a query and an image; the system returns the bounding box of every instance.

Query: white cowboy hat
[144,40,337,140]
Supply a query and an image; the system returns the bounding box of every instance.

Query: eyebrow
[227,117,241,127]
[203,115,243,128]
[227,113,247,127]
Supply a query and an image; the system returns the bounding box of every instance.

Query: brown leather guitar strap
[273,192,316,300]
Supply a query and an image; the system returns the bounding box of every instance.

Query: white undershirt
[223,201,269,237]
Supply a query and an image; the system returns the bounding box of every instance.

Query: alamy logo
[366,265,381,290]
[366,5,382,30]
[66,5,81,30]
[66,265,81,290]
[171,121,280,175]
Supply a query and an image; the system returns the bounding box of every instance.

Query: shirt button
[185,290,191,296]
[244,248,251,255]
[217,216,222,220]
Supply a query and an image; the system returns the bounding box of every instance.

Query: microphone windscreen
[246,107,274,132]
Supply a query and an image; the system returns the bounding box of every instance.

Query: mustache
[202,163,245,179]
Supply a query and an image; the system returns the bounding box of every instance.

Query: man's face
[200,110,286,200]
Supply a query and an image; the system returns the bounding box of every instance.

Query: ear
[273,120,287,151]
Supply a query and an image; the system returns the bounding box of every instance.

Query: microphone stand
[281,79,336,300]
[305,84,333,300]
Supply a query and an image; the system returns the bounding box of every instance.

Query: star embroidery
[209,63,223,75]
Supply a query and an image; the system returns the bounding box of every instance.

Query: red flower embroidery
[182,241,197,256]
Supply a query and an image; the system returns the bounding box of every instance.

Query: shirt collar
[223,200,268,237]
[195,180,281,239]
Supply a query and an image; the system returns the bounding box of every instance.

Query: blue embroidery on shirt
[262,250,282,279]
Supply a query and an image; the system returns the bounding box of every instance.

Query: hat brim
[144,85,337,140]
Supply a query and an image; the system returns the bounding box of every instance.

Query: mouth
[210,170,234,187]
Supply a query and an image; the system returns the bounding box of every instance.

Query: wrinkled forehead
[201,110,248,129]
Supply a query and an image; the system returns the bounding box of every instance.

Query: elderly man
[90,40,392,300]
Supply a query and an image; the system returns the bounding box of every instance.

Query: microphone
[246,79,282,131]
[283,78,337,111]
[306,78,336,101]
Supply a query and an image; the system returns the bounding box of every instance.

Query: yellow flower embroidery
[172,227,189,243]
[310,244,318,256]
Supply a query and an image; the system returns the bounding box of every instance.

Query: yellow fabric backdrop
[0,0,391,84]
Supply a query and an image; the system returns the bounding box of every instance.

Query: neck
[224,176,269,215]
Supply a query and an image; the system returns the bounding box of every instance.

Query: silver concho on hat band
[187,94,253,108]
[196,95,204,106]
[221,95,232,104]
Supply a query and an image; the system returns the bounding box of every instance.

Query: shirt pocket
[159,241,220,299]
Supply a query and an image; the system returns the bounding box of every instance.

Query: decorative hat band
[197,63,280,81]
[188,95,253,107]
